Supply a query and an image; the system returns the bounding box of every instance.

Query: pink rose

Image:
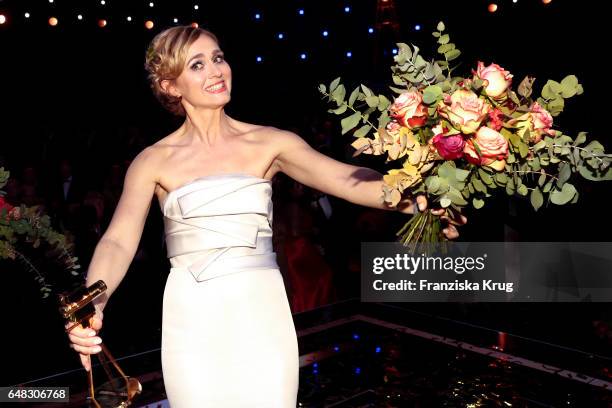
[390,91,427,129]
[473,62,513,98]
[438,89,490,134]
[463,126,509,171]
[508,102,555,143]
[431,124,465,160]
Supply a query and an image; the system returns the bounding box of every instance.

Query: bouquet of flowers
[0,168,81,298]
[320,22,611,244]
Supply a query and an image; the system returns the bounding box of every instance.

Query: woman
[66,26,464,407]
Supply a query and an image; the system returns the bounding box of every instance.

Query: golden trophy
[60,280,142,408]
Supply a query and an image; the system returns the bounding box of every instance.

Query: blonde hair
[144,26,219,116]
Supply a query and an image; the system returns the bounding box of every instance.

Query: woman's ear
[160,79,181,98]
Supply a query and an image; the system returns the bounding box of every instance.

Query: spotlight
[145,20,154,29]
[98,19,107,27]
[0,15,6,25]
[25,12,31,18]
[346,51,352,58]
[173,18,178,23]
[100,0,105,4]
[191,22,198,28]
[488,3,498,12]
[415,24,421,30]
[48,17,58,26]
[542,0,552,3]
[149,2,154,7]
[277,33,284,39]
[49,0,54,3]
[513,0,518,2]
[375,346,382,353]
[194,5,199,10]
[368,27,374,34]
[77,14,83,20]
[298,9,304,15]
[344,6,350,13]
[254,13,261,20]
[300,53,307,60]
[353,333,360,340]
[322,30,328,37]
[392,48,398,55]
[355,367,361,374]
[256,56,263,63]
[127,16,132,22]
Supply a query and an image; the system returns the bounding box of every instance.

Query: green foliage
[318,21,611,243]
[1,169,82,299]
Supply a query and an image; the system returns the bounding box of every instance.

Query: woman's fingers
[68,332,102,348]
[80,354,91,372]
[441,214,468,226]
[70,343,102,355]
[89,315,103,331]
[415,195,428,212]
[442,225,459,239]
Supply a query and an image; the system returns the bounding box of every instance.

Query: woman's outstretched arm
[273,129,465,238]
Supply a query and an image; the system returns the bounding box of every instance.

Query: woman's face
[172,35,232,110]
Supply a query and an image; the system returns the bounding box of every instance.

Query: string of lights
[0,1,555,28]
[0,0,556,66]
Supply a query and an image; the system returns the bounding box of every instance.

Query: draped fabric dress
[160,173,299,407]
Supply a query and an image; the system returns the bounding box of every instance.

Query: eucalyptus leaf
[353,124,372,138]
[330,77,341,93]
[445,49,461,61]
[366,95,380,108]
[550,183,577,205]
[348,87,360,106]
[361,84,373,97]
[530,187,544,211]
[573,132,587,147]
[341,111,362,135]
[330,105,348,115]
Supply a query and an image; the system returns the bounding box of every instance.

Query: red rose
[431,124,465,160]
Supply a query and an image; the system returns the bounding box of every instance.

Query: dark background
[1,0,610,387]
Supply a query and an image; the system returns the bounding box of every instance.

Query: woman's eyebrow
[186,49,222,65]
[187,53,204,65]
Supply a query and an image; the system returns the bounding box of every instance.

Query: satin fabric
[161,173,299,407]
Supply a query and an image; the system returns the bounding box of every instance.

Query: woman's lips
[205,81,227,93]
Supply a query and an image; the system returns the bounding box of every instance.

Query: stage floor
[23,300,612,407]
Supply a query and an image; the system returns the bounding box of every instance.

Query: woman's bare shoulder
[126,137,177,183]
[231,120,295,143]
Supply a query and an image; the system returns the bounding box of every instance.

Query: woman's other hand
[65,309,104,372]
[400,195,468,239]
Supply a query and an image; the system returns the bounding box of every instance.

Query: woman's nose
[208,64,222,77]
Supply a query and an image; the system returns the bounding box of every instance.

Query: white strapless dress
[161,174,299,407]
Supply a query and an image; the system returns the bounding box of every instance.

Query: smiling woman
[145,27,225,116]
[63,24,462,408]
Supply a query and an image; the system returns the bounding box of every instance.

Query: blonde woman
[66,26,465,407]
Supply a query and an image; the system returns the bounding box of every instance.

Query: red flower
[488,108,505,131]
[0,196,14,220]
